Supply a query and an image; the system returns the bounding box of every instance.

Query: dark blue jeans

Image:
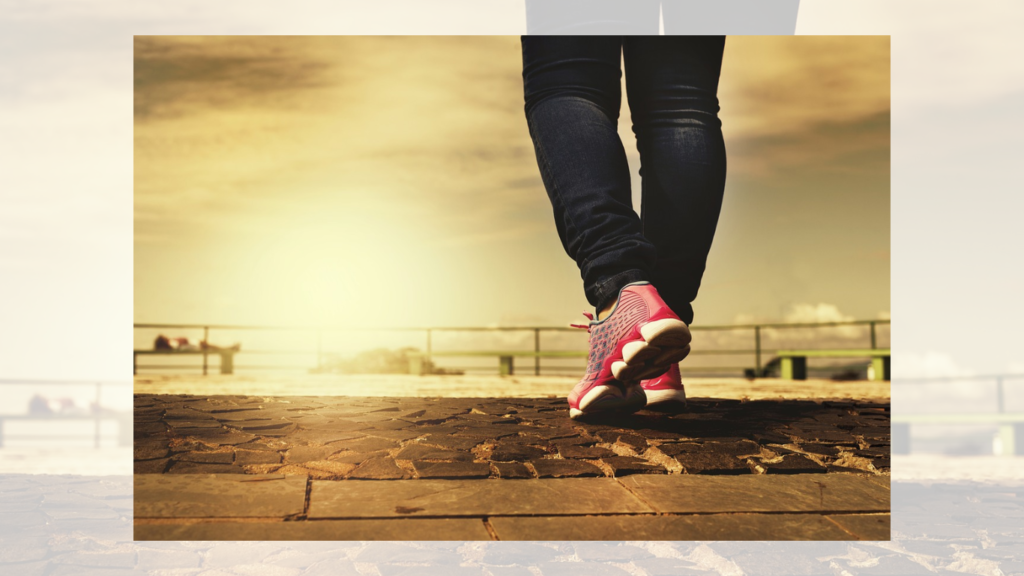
[522,36,727,324]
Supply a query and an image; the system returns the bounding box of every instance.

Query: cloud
[727,303,887,351]
[727,110,889,179]
[782,302,854,324]
[718,36,890,140]
[134,36,334,121]
[134,36,538,244]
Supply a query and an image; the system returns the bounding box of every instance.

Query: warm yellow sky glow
[135,36,889,331]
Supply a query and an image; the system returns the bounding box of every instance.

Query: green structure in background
[777,349,891,381]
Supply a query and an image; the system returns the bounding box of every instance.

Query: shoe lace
[569,311,595,333]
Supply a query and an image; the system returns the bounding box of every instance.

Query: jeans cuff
[589,269,648,312]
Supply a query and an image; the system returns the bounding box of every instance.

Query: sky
[133,35,891,335]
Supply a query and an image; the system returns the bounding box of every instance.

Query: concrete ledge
[619,473,890,514]
[134,512,890,541]
[134,474,307,518]
[135,517,492,541]
[489,512,890,541]
[309,477,651,518]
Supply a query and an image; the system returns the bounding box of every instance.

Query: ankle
[597,301,616,321]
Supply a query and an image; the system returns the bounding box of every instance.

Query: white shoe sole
[644,387,687,406]
[611,318,691,382]
[570,383,646,420]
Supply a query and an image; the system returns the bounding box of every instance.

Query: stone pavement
[134,394,891,540]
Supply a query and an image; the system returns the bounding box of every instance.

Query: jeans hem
[590,269,647,312]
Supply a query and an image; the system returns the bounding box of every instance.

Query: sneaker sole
[611,319,691,382]
[644,388,687,406]
[570,383,646,420]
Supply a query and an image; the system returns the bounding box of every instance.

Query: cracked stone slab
[134,518,492,541]
[134,474,307,519]
[134,443,170,460]
[490,445,549,461]
[619,473,889,514]
[166,419,223,429]
[174,451,234,464]
[656,443,752,474]
[395,444,475,462]
[235,449,282,465]
[167,461,244,474]
[412,462,492,479]
[557,445,615,459]
[348,457,410,479]
[308,478,651,518]
[489,513,865,541]
[286,445,342,463]
[601,456,665,476]
[530,459,603,478]
[757,454,828,474]
[492,462,533,479]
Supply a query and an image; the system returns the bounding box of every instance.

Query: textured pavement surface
[134,394,891,540]
[2,473,1024,575]
[135,395,891,478]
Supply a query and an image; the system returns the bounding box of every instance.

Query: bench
[407,351,587,376]
[776,349,890,381]
[0,413,133,448]
[133,349,239,375]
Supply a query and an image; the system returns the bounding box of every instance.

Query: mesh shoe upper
[568,281,684,411]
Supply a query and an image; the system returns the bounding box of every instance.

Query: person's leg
[523,37,692,419]
[522,36,656,315]
[623,36,727,325]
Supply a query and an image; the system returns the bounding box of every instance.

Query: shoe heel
[640,318,691,348]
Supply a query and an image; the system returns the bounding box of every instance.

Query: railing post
[870,321,877,349]
[202,325,209,376]
[754,326,762,377]
[997,376,1005,413]
[535,328,541,376]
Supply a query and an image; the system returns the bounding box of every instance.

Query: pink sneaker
[567,282,691,419]
[641,363,687,406]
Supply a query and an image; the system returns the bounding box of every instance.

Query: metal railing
[134,319,890,377]
[0,379,132,448]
